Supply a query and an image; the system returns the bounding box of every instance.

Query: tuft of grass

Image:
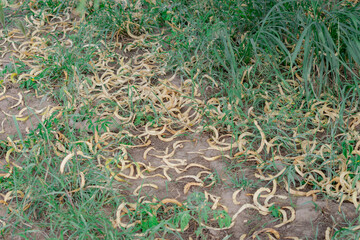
[1,112,129,239]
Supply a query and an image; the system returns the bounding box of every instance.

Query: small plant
[269,204,282,219]
[185,192,231,236]
[122,192,231,238]
[173,211,191,232]
[226,169,257,190]
[214,210,232,228]
[134,113,155,127]
[342,141,360,174]
[0,166,18,192]
[19,77,37,90]
[137,203,160,232]
[87,117,113,133]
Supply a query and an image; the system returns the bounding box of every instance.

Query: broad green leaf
[349,145,354,155]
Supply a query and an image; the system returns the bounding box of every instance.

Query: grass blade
[0,3,5,27]
[12,115,23,143]
[15,19,26,36]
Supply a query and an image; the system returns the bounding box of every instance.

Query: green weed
[0,3,5,27]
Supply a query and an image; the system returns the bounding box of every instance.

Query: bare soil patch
[0,85,53,141]
[124,133,358,239]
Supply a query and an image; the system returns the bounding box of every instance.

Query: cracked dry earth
[1,3,360,240]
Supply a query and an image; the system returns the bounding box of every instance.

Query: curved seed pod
[252,228,280,239]
[184,182,203,194]
[274,206,296,228]
[133,184,158,196]
[232,189,243,205]
[115,202,136,229]
[253,188,272,213]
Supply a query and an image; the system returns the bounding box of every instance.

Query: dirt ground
[0,44,358,240]
[1,4,359,240]
[0,85,54,240]
[0,85,53,141]
[0,68,358,240]
[123,133,358,239]
[1,111,355,239]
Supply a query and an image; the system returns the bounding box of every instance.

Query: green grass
[0,112,125,238]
